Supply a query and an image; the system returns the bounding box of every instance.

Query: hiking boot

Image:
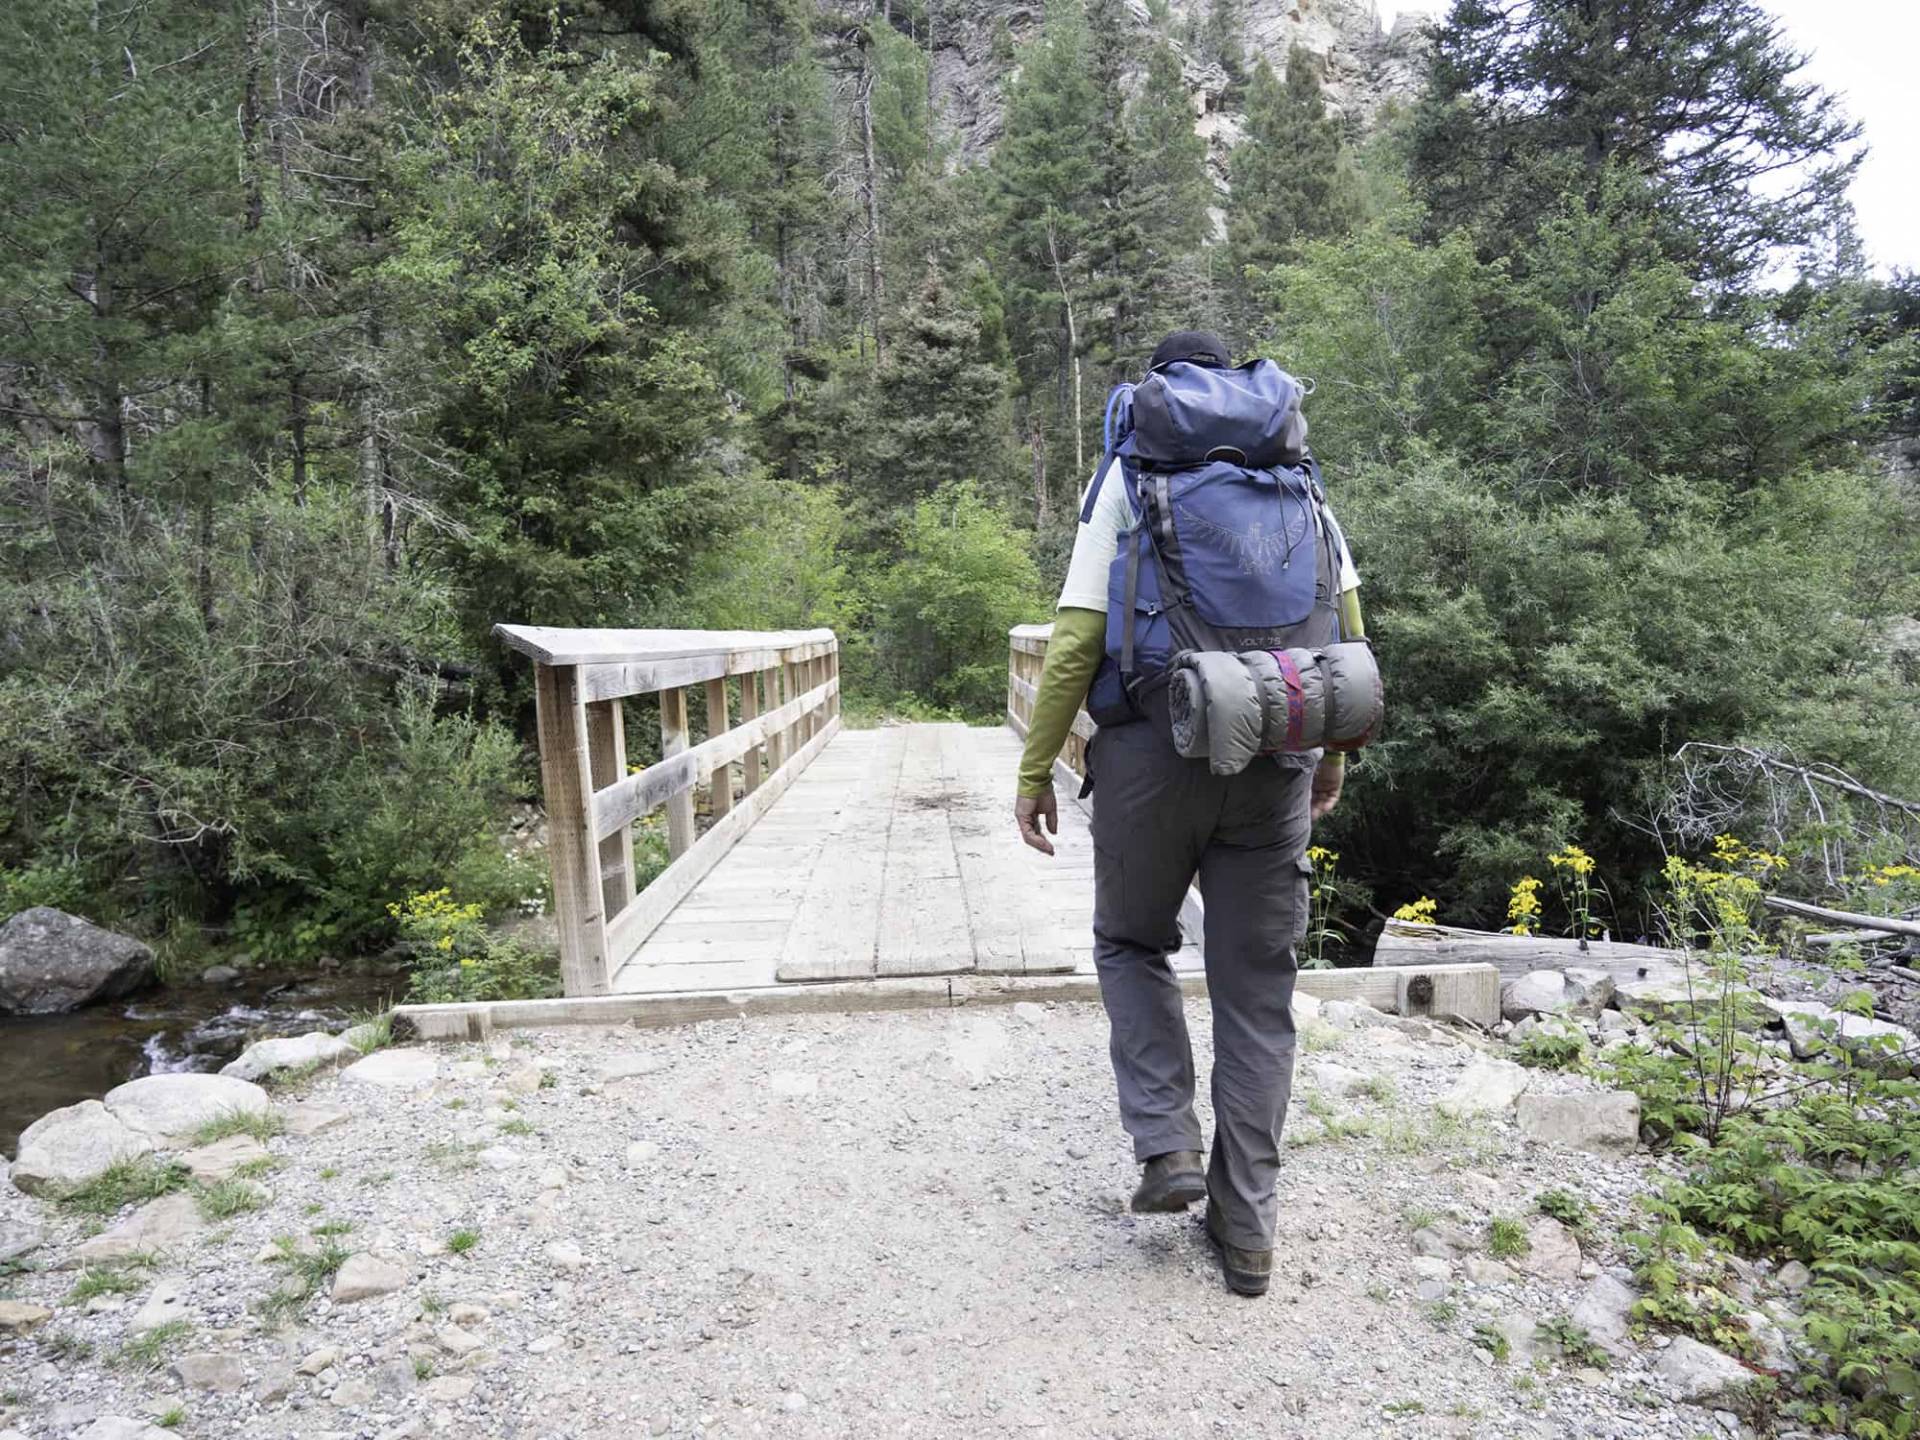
[1129,1150,1206,1213]
[1204,1199,1274,1297]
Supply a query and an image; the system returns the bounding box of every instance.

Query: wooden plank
[606,715,843,970]
[1372,919,1689,981]
[659,686,696,860]
[875,727,974,978]
[705,677,733,821]
[1007,675,1096,741]
[1764,895,1920,939]
[533,664,611,997]
[949,725,1082,976]
[495,624,834,669]
[397,959,1503,1038]
[577,641,840,703]
[586,699,636,925]
[776,727,908,982]
[737,662,763,795]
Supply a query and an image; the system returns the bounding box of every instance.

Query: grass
[311,1219,353,1237]
[41,1331,96,1361]
[1297,1018,1344,1054]
[1536,1188,1591,1233]
[1358,1074,1398,1103]
[445,1098,468,1111]
[231,1156,278,1180]
[156,1404,186,1428]
[1383,1400,1426,1417]
[189,1107,283,1147]
[424,1141,477,1172]
[413,1355,435,1380]
[498,1117,535,1137]
[538,1069,558,1090]
[260,1059,323,1092]
[66,1265,147,1305]
[195,1178,268,1221]
[345,1007,394,1055]
[1471,1322,1512,1364]
[1427,1298,1461,1325]
[1403,1205,1440,1232]
[118,1318,192,1371]
[60,1158,189,1217]
[1488,1217,1532,1260]
[1539,1315,1610,1368]
[446,1227,481,1255]
[1301,1093,1376,1141]
[259,1234,350,1317]
[317,1166,340,1180]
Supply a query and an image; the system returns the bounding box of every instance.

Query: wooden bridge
[398,625,1498,1037]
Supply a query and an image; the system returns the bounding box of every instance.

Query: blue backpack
[1082,357,1348,727]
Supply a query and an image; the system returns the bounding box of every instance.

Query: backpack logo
[1178,506,1310,578]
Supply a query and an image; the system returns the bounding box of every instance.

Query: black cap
[1148,330,1231,371]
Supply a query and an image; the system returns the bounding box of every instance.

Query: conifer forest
[2,0,1916,965]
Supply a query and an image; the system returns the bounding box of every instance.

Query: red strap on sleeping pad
[1270,649,1306,751]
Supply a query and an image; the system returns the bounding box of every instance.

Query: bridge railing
[1007,623,1093,790]
[496,625,840,996]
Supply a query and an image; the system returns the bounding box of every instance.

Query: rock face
[1655,1335,1757,1405]
[0,907,155,1015]
[1516,1090,1641,1153]
[221,1030,357,1082]
[102,1072,271,1143]
[10,1100,154,1197]
[925,0,1426,176]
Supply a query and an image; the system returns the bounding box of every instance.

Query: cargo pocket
[1290,853,1313,949]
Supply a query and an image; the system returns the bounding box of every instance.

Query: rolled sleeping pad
[1319,640,1383,751]
[1167,660,1208,760]
[1197,649,1264,776]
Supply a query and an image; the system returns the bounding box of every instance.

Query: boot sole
[1130,1172,1207,1213]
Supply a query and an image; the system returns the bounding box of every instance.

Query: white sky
[1378,2,1920,274]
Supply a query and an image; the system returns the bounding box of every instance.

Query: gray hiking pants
[1088,716,1314,1252]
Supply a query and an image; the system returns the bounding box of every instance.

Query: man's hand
[1015,788,1058,856]
[1309,757,1344,822]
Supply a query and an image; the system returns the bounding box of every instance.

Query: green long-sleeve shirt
[1015,588,1367,798]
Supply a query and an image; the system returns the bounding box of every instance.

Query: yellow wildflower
[1392,897,1439,926]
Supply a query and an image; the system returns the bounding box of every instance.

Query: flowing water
[0,968,404,1155]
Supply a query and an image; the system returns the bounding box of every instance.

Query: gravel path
[3,997,1748,1439]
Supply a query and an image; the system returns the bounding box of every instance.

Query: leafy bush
[1514,1029,1587,1072]
[391,889,560,1005]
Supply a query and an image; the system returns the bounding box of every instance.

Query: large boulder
[341,1048,438,1090]
[103,1073,271,1143]
[220,1030,356,1082]
[1502,970,1575,1020]
[10,1100,154,1197]
[1615,974,1766,1030]
[1570,1272,1638,1357]
[1437,1058,1530,1116]
[1516,1090,1641,1152]
[0,908,154,1015]
[73,1193,205,1265]
[1771,1000,1917,1074]
[1654,1336,1758,1406]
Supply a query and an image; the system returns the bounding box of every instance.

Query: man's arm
[1310,585,1368,821]
[1013,607,1105,855]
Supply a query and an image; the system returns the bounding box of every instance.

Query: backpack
[1082,357,1349,729]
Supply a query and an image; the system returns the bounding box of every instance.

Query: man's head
[1148,330,1231,372]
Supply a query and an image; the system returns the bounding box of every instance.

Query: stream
[0,968,405,1156]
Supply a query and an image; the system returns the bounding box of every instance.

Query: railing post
[586,699,636,924]
[704,677,733,820]
[533,663,611,996]
[765,664,788,774]
[829,641,841,721]
[660,685,695,858]
[738,665,763,795]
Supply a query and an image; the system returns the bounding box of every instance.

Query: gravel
[0,998,1767,1438]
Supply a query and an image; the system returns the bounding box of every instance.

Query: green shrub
[1514,1029,1588,1071]
[390,889,559,1004]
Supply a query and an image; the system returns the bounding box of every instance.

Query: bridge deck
[613,724,1132,994]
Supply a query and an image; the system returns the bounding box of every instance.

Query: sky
[1376,2,1920,274]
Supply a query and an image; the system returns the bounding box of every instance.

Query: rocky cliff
[927,0,1430,174]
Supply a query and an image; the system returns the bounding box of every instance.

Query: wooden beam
[660,686,695,860]
[1763,895,1920,939]
[1372,919,1690,981]
[533,664,611,997]
[494,624,834,668]
[397,959,1501,1038]
[604,715,842,971]
[705,677,733,821]
[738,662,763,795]
[586,699,635,925]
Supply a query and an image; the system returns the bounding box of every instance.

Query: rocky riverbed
[0,992,1813,1440]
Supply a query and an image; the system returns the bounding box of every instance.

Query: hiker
[1012,330,1374,1297]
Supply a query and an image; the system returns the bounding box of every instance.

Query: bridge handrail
[497,624,841,997]
[1006,623,1093,789]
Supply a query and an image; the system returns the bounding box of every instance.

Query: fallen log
[1763,895,1920,939]
[1372,919,1690,982]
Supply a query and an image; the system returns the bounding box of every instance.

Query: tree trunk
[856,27,885,364]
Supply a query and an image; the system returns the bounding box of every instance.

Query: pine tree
[1128,40,1220,351]
[1410,0,1863,285]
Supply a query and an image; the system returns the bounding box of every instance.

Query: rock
[338,1021,384,1052]
[768,1070,819,1098]
[1570,1273,1638,1357]
[1655,1336,1758,1405]
[1597,1009,1636,1034]
[179,1134,269,1183]
[477,1146,523,1171]
[526,1333,564,1355]
[221,1031,356,1082]
[501,1064,545,1095]
[0,907,155,1015]
[75,1422,176,1440]
[283,1101,352,1137]
[1741,1309,1795,1373]
[448,1302,489,1327]
[543,1240,586,1272]
[1437,1059,1530,1116]
[1410,1256,1452,1283]
[1322,1000,1394,1030]
[341,1048,439,1089]
[173,1351,247,1392]
[371,1358,418,1396]
[331,1252,408,1303]
[598,1054,666,1083]
[0,1216,46,1262]
[1462,1257,1514,1285]
[102,1073,271,1143]
[1293,993,1322,1023]
[331,1378,376,1407]
[1010,1001,1046,1023]
[1777,1260,1812,1292]
[624,1140,661,1168]
[436,1324,483,1356]
[1773,1000,1917,1073]
[1515,1217,1583,1282]
[1308,1061,1373,1097]
[536,1165,568,1190]
[199,964,242,986]
[424,1375,476,1402]
[1616,975,1764,1029]
[1414,1277,1448,1301]
[1502,970,1575,1020]
[1494,1314,1540,1363]
[74,1192,206,1263]
[1411,1224,1471,1261]
[255,1372,292,1404]
[1516,1090,1641,1152]
[296,1347,340,1375]
[127,1280,191,1334]
[1562,967,1616,1015]
[10,1099,154,1196]
[0,1300,53,1332]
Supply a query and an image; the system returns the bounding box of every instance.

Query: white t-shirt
[1057,462,1361,612]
